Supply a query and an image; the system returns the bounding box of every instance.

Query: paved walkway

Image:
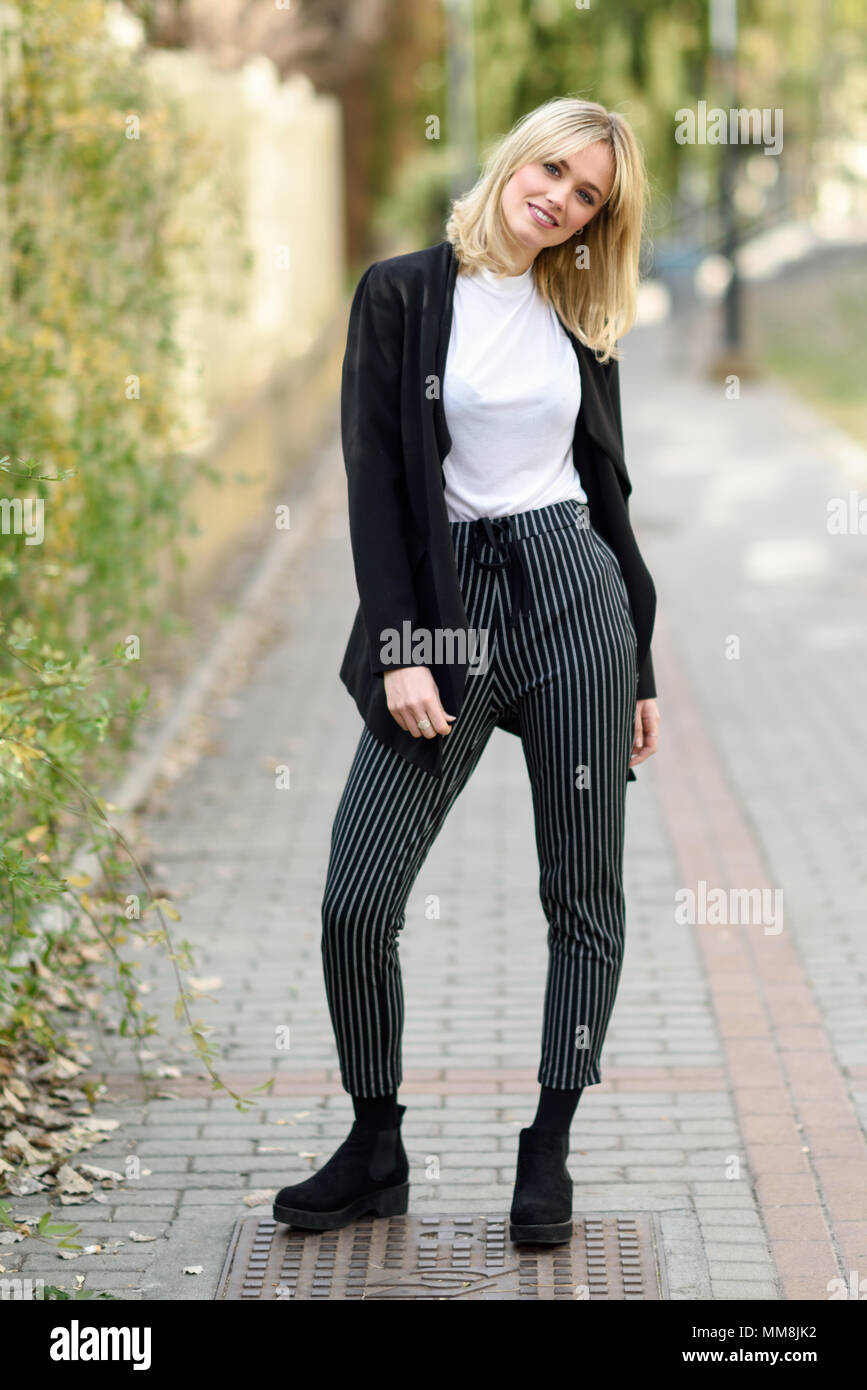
[9,309,867,1301]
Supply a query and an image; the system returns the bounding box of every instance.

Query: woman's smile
[527,201,559,227]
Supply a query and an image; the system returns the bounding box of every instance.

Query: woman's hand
[630,698,660,770]
[383,666,456,739]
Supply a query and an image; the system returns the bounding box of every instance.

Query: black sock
[352,1093,400,1128]
[529,1085,583,1136]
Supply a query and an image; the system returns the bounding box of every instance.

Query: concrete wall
[140,45,347,599]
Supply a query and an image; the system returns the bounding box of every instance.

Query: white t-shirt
[441,263,587,522]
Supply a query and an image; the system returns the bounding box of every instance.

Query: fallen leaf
[243,1189,276,1207]
[77,1163,124,1183]
[3,1130,43,1163]
[54,1164,93,1195]
[45,1056,84,1081]
[52,1128,101,1155]
[30,1132,61,1150]
[129,1231,157,1243]
[25,1102,71,1130]
[51,1088,89,1103]
[183,1265,203,1275]
[6,1173,47,1196]
[188,977,223,992]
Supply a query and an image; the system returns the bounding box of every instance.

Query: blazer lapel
[556,316,631,493]
[433,241,459,466]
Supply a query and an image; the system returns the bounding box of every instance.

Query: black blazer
[338,238,657,782]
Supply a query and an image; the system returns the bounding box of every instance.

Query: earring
[573,227,583,237]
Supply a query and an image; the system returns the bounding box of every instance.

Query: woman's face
[501,141,615,265]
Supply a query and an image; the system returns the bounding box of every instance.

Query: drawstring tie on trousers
[469,516,527,630]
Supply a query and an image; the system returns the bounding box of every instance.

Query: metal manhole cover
[215,1212,668,1300]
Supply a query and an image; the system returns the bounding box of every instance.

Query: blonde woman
[275,97,661,1245]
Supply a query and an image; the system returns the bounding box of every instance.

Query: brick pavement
[6,312,866,1302]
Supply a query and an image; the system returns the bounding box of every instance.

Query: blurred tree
[123,0,192,46]
[118,1,867,264]
[120,0,444,266]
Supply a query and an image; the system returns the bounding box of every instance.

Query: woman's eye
[542,163,593,205]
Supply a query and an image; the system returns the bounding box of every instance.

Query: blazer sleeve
[341,262,420,677]
[637,647,656,701]
[604,355,657,702]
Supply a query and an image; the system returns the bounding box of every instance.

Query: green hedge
[0,1,250,1109]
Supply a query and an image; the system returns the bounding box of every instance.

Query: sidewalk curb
[109,434,345,825]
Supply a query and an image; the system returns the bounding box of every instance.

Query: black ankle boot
[273,1104,409,1231]
[509,1127,573,1245]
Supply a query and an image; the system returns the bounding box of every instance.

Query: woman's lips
[527,202,558,228]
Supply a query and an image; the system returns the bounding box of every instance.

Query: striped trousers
[321,498,639,1095]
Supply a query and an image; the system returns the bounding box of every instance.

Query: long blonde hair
[445,97,649,362]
